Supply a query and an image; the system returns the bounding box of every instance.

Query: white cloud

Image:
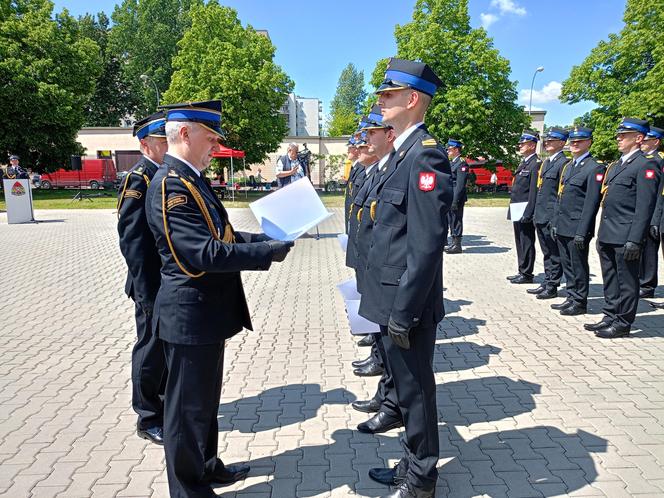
[480,12,499,29]
[519,81,562,105]
[491,0,526,16]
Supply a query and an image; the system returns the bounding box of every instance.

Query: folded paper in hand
[337,234,348,253]
[335,277,379,335]
[508,202,528,222]
[249,178,333,241]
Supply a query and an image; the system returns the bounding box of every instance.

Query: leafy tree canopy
[327,63,367,136]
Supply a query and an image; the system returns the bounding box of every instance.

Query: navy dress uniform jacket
[145,154,274,345]
[359,127,453,328]
[344,161,363,232]
[510,154,541,220]
[534,152,567,226]
[118,157,162,307]
[450,156,468,205]
[554,156,605,238]
[597,151,659,245]
[647,152,664,231]
[346,165,377,271]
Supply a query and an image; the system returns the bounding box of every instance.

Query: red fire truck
[39,159,117,190]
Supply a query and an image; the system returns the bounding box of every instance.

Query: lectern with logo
[3,179,35,223]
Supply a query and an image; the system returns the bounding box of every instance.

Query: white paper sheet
[249,178,333,241]
[346,300,380,335]
[336,277,361,301]
[337,234,348,252]
[509,202,528,222]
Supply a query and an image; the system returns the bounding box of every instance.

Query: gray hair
[165,121,191,143]
[287,142,298,151]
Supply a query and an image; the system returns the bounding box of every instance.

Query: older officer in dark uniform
[117,111,169,445]
[528,128,568,299]
[639,126,664,299]
[507,130,541,284]
[551,127,604,316]
[349,108,403,436]
[444,139,468,254]
[589,118,658,338]
[145,100,293,498]
[359,58,451,498]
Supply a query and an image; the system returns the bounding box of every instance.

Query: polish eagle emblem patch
[418,172,435,191]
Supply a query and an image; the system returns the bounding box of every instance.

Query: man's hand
[266,240,294,262]
[623,241,641,261]
[139,302,153,317]
[551,225,557,241]
[387,317,411,350]
[574,235,585,250]
[650,225,660,241]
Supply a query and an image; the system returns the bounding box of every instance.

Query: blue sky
[54,0,627,127]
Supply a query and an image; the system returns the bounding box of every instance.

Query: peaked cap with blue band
[133,111,166,139]
[160,100,225,139]
[376,58,443,97]
[361,104,391,130]
[518,129,540,143]
[646,126,664,140]
[568,126,593,141]
[347,136,358,147]
[616,117,649,135]
[9,154,19,160]
[446,139,463,149]
[544,127,569,142]
[355,131,369,147]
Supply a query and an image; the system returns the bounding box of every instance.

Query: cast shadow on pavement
[433,341,500,373]
[219,376,607,497]
[218,384,356,434]
[457,234,510,254]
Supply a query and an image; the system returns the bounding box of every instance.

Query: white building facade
[280,93,322,137]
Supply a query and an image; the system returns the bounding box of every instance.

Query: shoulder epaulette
[646,154,654,159]
[167,169,179,177]
[135,165,145,174]
[658,151,664,159]
[421,138,437,147]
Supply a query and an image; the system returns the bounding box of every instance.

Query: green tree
[79,12,135,126]
[371,0,528,167]
[561,0,664,161]
[109,0,200,117]
[327,63,367,136]
[163,1,293,166]
[0,0,101,171]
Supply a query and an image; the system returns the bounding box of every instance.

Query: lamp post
[140,74,160,108]
[528,66,544,115]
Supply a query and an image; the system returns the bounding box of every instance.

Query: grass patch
[0,188,509,210]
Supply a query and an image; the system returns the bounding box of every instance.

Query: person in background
[275,143,304,187]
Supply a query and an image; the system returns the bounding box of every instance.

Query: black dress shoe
[354,362,384,377]
[551,299,573,310]
[560,304,587,316]
[381,480,435,498]
[357,411,403,434]
[649,301,664,309]
[506,274,521,281]
[352,356,373,368]
[510,275,533,284]
[207,463,250,485]
[352,399,381,413]
[584,319,612,331]
[137,426,164,445]
[640,289,655,299]
[536,287,558,300]
[369,459,408,485]
[595,325,630,339]
[358,335,375,347]
[527,284,546,295]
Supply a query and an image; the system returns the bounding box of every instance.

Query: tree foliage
[0,0,101,171]
[561,0,664,161]
[109,0,200,117]
[79,12,135,126]
[163,1,293,166]
[372,0,528,167]
[328,63,367,136]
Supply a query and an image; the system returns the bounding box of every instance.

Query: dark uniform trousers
[446,156,468,239]
[557,236,591,306]
[117,157,166,430]
[596,151,658,330]
[535,222,562,287]
[146,154,275,498]
[510,154,541,278]
[640,152,664,293]
[358,127,452,490]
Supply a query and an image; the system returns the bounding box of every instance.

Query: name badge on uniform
[418,172,435,191]
[646,169,656,180]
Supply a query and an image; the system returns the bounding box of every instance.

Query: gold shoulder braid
[536,161,544,189]
[357,207,363,222]
[600,161,617,207]
[117,170,150,217]
[557,160,571,197]
[348,202,354,220]
[370,200,377,221]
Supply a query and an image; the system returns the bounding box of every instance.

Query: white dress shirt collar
[393,122,424,152]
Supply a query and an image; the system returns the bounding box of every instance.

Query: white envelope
[336,277,361,301]
[508,202,528,222]
[346,300,380,335]
[337,234,348,252]
[249,178,333,241]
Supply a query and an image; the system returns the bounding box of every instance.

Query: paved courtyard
[1,206,664,498]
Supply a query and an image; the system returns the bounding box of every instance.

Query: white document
[509,202,528,222]
[3,179,34,224]
[249,178,333,241]
[346,300,380,335]
[337,234,348,252]
[336,277,361,301]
